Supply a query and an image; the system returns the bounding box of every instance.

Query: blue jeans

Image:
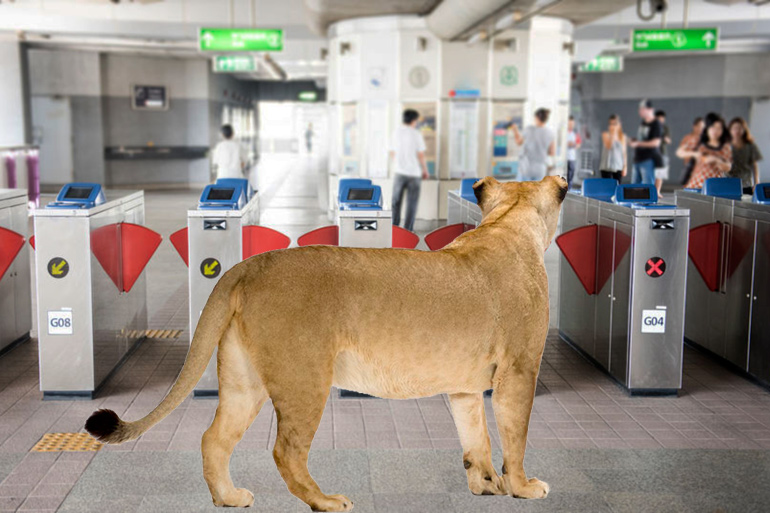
[632,159,655,185]
[392,174,421,232]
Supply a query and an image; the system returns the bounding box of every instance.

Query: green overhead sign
[212,55,257,73]
[199,28,283,52]
[298,91,318,102]
[578,55,623,73]
[632,28,718,52]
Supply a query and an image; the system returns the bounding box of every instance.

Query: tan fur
[87,176,567,511]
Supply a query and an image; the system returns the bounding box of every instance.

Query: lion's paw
[310,493,354,512]
[213,488,254,508]
[469,473,507,496]
[510,477,549,499]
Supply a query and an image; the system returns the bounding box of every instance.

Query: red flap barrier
[688,222,721,292]
[297,225,339,247]
[29,235,35,250]
[555,225,632,296]
[556,225,598,295]
[0,226,25,283]
[121,223,162,293]
[242,226,291,259]
[91,223,122,291]
[727,223,754,281]
[169,227,189,267]
[91,223,162,293]
[392,226,420,249]
[424,223,475,251]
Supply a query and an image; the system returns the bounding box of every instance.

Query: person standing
[628,99,663,185]
[566,115,581,188]
[676,117,704,185]
[511,108,556,181]
[390,109,428,232]
[728,117,763,194]
[654,110,672,196]
[305,123,314,154]
[212,124,247,180]
[682,114,732,190]
[599,114,627,183]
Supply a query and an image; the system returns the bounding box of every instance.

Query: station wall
[27,48,259,188]
[0,40,29,147]
[573,53,770,184]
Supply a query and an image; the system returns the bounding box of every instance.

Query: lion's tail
[85,266,243,444]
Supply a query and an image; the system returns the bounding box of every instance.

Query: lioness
[86,175,567,512]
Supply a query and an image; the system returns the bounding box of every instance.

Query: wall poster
[490,102,524,179]
[341,103,358,158]
[366,100,389,178]
[403,102,437,178]
[448,100,479,179]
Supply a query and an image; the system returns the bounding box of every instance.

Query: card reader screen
[763,185,770,198]
[623,187,651,200]
[347,188,374,201]
[64,186,93,200]
[208,187,235,201]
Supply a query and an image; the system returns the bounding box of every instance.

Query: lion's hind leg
[202,323,268,507]
[449,392,506,496]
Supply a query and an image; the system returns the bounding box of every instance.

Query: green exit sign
[199,28,283,52]
[632,28,718,52]
[578,55,623,73]
[212,55,257,73]
[298,91,318,102]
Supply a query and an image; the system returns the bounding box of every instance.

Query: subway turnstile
[557,181,690,394]
[0,189,31,354]
[33,184,161,398]
[173,180,264,396]
[447,178,482,227]
[337,182,392,248]
[676,178,770,387]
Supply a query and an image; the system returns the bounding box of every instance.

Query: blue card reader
[46,183,106,209]
[338,178,372,204]
[460,178,480,203]
[338,184,383,210]
[702,177,742,200]
[753,183,770,205]
[614,184,658,207]
[198,183,246,210]
[215,178,253,201]
[582,178,618,202]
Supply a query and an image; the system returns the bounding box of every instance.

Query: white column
[0,37,28,146]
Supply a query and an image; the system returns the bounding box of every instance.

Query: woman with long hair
[728,117,763,194]
[676,117,704,185]
[599,114,627,183]
[682,113,732,190]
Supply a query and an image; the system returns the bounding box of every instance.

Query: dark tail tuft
[85,409,121,442]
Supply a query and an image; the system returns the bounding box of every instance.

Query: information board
[213,55,257,73]
[132,85,168,111]
[578,55,624,73]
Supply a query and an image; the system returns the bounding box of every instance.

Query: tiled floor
[1,153,769,512]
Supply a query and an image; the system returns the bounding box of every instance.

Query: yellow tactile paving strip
[32,433,103,452]
[126,329,183,339]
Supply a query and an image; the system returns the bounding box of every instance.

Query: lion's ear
[472,176,499,208]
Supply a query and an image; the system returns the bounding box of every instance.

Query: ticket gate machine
[447,178,482,226]
[676,178,770,386]
[337,182,392,248]
[557,180,690,394]
[0,189,31,354]
[181,181,261,396]
[34,184,161,397]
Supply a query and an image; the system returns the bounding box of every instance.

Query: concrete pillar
[326,15,573,220]
[0,37,29,147]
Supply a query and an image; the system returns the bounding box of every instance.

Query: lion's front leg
[491,364,549,499]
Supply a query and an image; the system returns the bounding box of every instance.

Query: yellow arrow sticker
[200,258,221,279]
[47,258,69,279]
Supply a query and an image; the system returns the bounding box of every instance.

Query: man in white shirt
[212,124,247,180]
[389,109,428,232]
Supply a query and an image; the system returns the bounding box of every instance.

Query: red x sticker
[646,257,666,278]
